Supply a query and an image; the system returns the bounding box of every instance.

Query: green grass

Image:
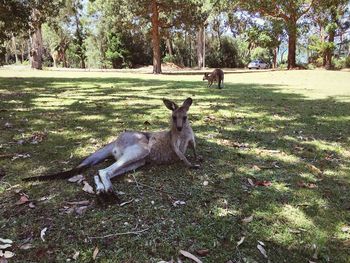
[1,68,350,262]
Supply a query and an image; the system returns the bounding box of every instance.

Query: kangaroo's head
[203,73,209,81]
[163,98,192,132]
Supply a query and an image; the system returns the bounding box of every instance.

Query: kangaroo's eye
[172,116,177,121]
[183,116,187,121]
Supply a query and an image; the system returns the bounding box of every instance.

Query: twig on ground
[131,173,141,191]
[88,228,150,240]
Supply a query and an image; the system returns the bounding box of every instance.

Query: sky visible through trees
[0,0,349,72]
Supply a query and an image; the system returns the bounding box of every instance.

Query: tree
[28,0,64,69]
[239,0,315,69]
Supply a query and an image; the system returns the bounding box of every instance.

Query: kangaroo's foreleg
[96,144,149,193]
[172,144,199,169]
[188,139,197,160]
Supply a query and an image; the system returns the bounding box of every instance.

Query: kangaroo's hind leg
[97,143,150,194]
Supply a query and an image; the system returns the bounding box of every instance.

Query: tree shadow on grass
[0,75,349,262]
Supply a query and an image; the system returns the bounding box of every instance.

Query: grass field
[0,68,350,262]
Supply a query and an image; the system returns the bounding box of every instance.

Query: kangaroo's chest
[147,131,191,164]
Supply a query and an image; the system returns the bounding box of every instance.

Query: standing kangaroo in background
[203,68,224,89]
[24,98,199,196]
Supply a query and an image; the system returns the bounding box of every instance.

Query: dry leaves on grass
[92,246,99,260]
[242,215,254,224]
[257,242,268,258]
[236,236,245,247]
[307,164,322,175]
[297,181,317,189]
[195,249,209,257]
[40,227,47,242]
[68,174,85,184]
[82,181,95,194]
[15,195,29,205]
[247,178,272,187]
[179,250,202,263]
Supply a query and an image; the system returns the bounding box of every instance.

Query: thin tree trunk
[30,24,43,70]
[196,25,204,69]
[165,38,173,57]
[11,35,19,64]
[287,22,297,69]
[151,0,161,74]
[325,30,335,69]
[273,47,278,68]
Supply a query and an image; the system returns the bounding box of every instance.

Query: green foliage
[162,54,176,63]
[251,46,271,63]
[206,36,243,68]
[105,33,128,68]
[333,56,350,69]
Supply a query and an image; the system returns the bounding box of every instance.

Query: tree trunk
[30,24,43,70]
[273,47,278,68]
[80,55,86,69]
[151,0,161,74]
[287,22,297,69]
[165,37,173,57]
[196,25,204,69]
[325,31,335,70]
[12,35,19,64]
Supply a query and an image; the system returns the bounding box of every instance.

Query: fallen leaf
[252,165,261,171]
[172,200,186,207]
[297,181,317,189]
[341,226,350,232]
[0,251,14,259]
[242,215,254,224]
[93,246,99,260]
[75,206,88,215]
[257,240,265,246]
[28,202,36,209]
[40,227,48,242]
[72,251,80,260]
[68,175,85,184]
[179,250,202,263]
[307,164,322,175]
[0,244,11,249]
[0,239,13,244]
[120,199,134,207]
[236,236,245,247]
[15,195,29,205]
[82,181,95,194]
[203,181,208,186]
[247,178,255,187]
[257,244,268,258]
[255,181,272,186]
[19,243,33,250]
[195,249,209,256]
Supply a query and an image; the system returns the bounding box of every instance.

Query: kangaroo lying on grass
[203,68,224,89]
[24,98,199,196]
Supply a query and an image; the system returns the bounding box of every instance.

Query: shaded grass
[0,69,350,262]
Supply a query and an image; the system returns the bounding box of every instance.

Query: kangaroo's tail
[23,142,115,182]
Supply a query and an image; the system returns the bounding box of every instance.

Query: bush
[162,54,176,63]
[333,56,350,69]
[251,47,271,64]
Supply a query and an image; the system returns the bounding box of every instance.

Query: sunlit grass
[0,68,350,262]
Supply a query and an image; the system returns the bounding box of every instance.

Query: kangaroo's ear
[182,97,193,111]
[163,99,178,111]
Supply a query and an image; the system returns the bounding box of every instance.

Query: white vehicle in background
[248,60,269,69]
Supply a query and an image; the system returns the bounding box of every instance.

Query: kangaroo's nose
[177,127,182,131]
